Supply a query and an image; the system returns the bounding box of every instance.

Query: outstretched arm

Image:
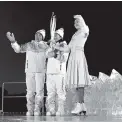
[74,15,89,38]
[53,42,70,53]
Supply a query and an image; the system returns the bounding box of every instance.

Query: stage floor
[0,115,122,122]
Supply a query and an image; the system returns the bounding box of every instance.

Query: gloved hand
[48,51,56,57]
[54,49,58,54]
[6,32,16,43]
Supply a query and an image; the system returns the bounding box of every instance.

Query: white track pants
[26,73,45,112]
[46,74,66,112]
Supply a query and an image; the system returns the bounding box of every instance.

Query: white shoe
[26,111,34,116]
[71,103,82,114]
[34,111,41,116]
[34,100,42,116]
[56,111,65,116]
[46,112,51,116]
[46,109,56,116]
[56,108,65,116]
[56,111,61,116]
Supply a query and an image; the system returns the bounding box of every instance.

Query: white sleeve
[11,42,21,53]
[63,52,69,62]
[83,25,89,37]
[39,41,49,50]
[59,52,69,63]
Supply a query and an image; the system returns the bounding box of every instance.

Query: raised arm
[6,32,28,53]
[83,25,89,38]
[74,15,89,38]
[11,42,21,53]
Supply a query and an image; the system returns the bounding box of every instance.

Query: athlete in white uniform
[6,30,49,116]
[46,28,69,116]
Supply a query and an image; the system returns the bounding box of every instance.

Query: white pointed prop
[110,69,122,81]
[50,12,56,40]
[98,72,110,82]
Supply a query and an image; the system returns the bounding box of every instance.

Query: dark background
[0,1,122,89]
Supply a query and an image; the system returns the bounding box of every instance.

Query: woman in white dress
[53,15,91,115]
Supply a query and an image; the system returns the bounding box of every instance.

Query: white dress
[66,29,91,89]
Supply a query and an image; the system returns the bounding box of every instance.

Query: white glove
[6,32,16,43]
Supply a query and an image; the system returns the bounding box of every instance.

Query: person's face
[74,19,84,30]
[54,33,62,42]
[35,32,43,42]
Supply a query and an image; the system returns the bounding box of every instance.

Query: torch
[50,12,56,41]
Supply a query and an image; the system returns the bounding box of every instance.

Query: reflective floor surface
[0,114,122,122]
